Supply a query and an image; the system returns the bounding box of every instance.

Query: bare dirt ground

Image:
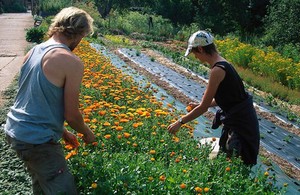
[114,47,300,181]
[0,12,33,106]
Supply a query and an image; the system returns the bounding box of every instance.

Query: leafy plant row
[63,40,285,194]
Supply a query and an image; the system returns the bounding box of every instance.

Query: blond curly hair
[47,7,94,39]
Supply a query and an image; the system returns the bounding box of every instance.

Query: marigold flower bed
[63,40,285,194]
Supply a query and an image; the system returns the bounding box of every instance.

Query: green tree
[263,0,300,47]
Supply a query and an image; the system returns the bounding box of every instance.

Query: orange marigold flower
[77,133,83,138]
[103,122,111,126]
[180,183,186,189]
[65,150,77,160]
[133,123,139,128]
[170,151,176,157]
[212,137,217,142]
[104,134,111,139]
[116,126,123,131]
[132,143,138,147]
[194,187,202,193]
[225,167,231,172]
[117,134,122,139]
[120,118,129,123]
[186,105,193,112]
[92,142,98,146]
[123,132,131,138]
[159,175,166,182]
[172,136,180,143]
[84,118,90,123]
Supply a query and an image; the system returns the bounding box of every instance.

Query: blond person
[167,30,260,166]
[5,7,95,194]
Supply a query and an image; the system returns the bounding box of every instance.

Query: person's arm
[63,54,95,143]
[168,66,225,134]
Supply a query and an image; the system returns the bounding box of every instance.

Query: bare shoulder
[44,47,83,70]
[209,66,226,84]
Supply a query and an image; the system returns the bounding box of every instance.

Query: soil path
[0,12,33,106]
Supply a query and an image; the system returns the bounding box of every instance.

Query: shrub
[25,27,46,43]
[263,0,300,47]
[2,1,27,13]
[103,11,174,40]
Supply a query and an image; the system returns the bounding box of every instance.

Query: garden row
[62,40,286,194]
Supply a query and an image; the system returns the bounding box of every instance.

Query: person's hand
[63,130,80,148]
[167,121,182,135]
[82,128,96,144]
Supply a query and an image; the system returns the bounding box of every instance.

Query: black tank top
[213,61,248,112]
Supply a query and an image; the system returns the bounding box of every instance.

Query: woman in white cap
[167,30,260,166]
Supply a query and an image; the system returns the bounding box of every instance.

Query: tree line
[2,0,300,50]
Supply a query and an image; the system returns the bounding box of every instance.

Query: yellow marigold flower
[148,176,154,182]
[91,182,97,189]
[149,150,156,154]
[150,157,155,162]
[264,171,269,177]
[204,187,210,192]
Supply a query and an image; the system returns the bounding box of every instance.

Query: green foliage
[174,23,200,41]
[263,0,300,47]
[277,43,300,63]
[25,26,47,44]
[2,0,27,13]
[153,0,194,25]
[192,0,249,35]
[38,0,72,16]
[103,11,174,40]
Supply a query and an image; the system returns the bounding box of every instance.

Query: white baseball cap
[184,30,214,57]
